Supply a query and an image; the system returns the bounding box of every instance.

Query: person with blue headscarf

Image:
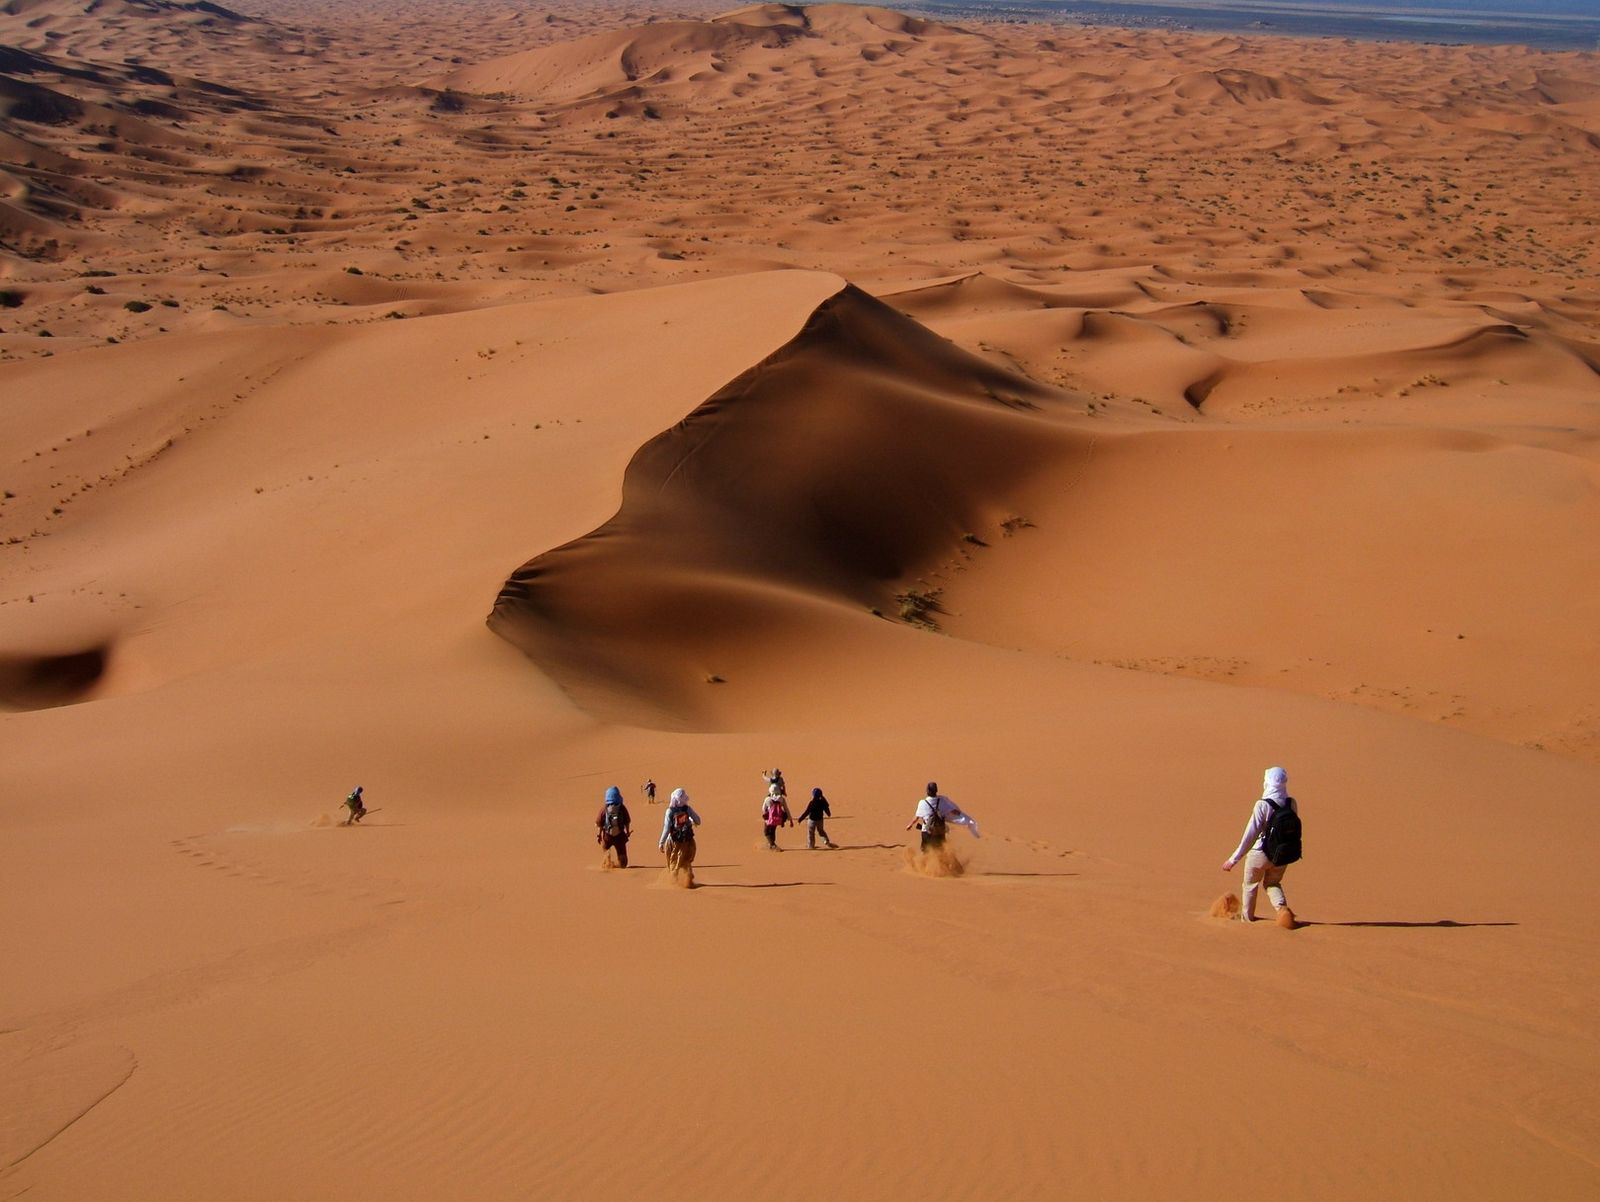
[595,785,633,868]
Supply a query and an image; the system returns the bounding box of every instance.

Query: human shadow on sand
[829,843,903,852]
[695,881,833,890]
[1301,919,1517,928]
[973,870,1078,879]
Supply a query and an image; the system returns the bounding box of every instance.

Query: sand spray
[903,843,966,878]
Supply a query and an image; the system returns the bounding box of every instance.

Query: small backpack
[602,802,625,836]
[1261,797,1302,866]
[923,798,947,840]
[667,806,695,843]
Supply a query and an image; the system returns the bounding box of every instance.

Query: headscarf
[768,783,781,798]
[1262,767,1289,802]
[811,787,823,800]
[604,785,622,804]
[670,788,689,806]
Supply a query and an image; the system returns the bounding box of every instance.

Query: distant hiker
[762,783,793,850]
[643,778,657,805]
[1222,766,1301,927]
[596,785,632,868]
[343,786,366,825]
[763,768,787,798]
[905,781,980,850]
[659,787,702,883]
[797,786,836,849]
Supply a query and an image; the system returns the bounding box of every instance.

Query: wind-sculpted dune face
[488,282,1083,726]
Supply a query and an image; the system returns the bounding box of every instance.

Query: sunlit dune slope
[488,280,1090,725]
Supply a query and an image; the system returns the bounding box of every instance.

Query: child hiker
[797,787,836,849]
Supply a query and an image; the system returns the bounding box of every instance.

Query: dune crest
[488,280,1082,727]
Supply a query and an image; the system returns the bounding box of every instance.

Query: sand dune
[3,3,1600,1201]
[490,280,1077,725]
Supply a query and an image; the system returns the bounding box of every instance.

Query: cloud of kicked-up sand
[903,843,966,878]
[1210,892,1241,919]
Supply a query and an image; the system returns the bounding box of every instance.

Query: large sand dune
[3,3,1599,1200]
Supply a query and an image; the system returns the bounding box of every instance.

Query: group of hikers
[596,766,1303,918]
[354,765,1303,922]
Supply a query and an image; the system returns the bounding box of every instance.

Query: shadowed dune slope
[488,282,1084,725]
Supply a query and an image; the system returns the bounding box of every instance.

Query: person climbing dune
[762,782,792,850]
[1222,766,1302,928]
[797,786,836,849]
[659,787,702,885]
[596,785,632,868]
[905,781,979,851]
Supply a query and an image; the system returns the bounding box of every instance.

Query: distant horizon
[894,0,1600,50]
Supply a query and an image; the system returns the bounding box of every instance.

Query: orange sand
[3,3,1599,1200]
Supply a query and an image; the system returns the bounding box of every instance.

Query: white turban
[1262,767,1288,802]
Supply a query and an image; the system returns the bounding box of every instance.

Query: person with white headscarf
[658,787,702,883]
[1222,767,1298,926]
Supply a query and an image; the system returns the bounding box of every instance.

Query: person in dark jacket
[595,785,632,868]
[796,787,836,849]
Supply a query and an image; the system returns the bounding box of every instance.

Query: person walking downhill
[905,781,980,850]
[595,785,632,868]
[797,786,836,849]
[342,786,367,826]
[1222,766,1302,928]
[643,778,657,805]
[762,783,793,851]
[659,787,702,885]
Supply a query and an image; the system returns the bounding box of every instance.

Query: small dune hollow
[0,646,110,711]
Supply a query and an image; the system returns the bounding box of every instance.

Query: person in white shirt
[658,787,703,883]
[905,781,980,851]
[1222,766,1298,925]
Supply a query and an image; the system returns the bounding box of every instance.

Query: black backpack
[602,802,625,837]
[923,798,947,840]
[667,806,695,843]
[1261,797,1302,867]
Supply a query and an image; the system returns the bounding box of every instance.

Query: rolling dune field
[3,3,1599,1200]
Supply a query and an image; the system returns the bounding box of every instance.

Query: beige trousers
[664,838,696,880]
[1242,849,1288,918]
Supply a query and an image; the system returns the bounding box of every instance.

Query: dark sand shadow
[974,870,1078,879]
[694,881,833,890]
[1301,919,1517,928]
[830,843,902,852]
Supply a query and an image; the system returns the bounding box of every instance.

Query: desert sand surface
[3,2,1600,1199]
